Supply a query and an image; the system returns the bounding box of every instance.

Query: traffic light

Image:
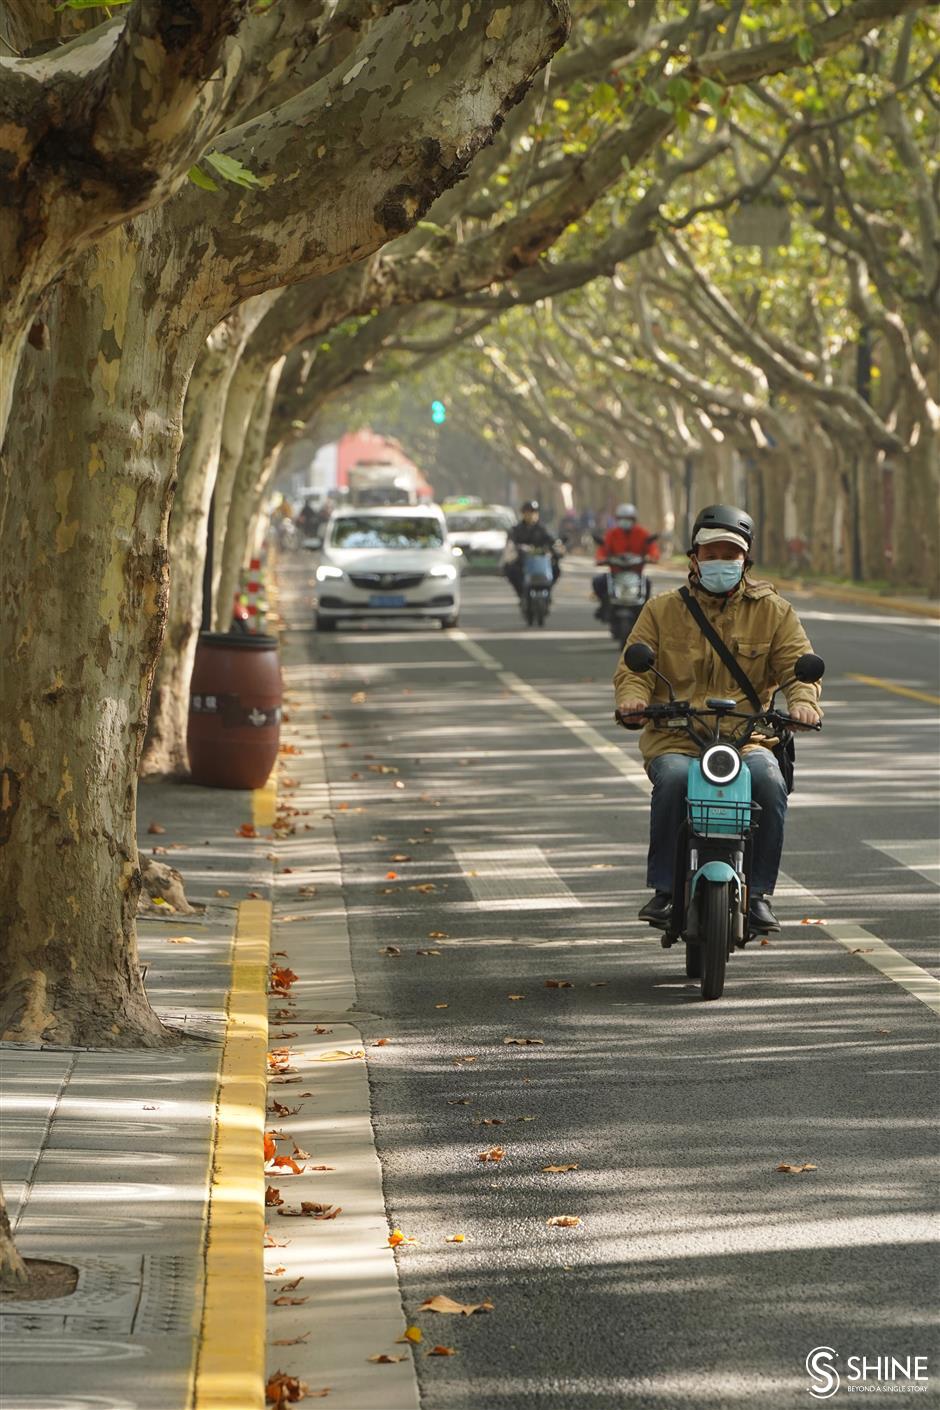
[431,400,447,424]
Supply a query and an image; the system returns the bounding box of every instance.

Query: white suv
[313,505,461,631]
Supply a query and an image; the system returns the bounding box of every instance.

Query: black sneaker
[639,891,672,924]
[748,894,779,933]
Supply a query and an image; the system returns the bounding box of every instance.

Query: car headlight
[429,564,458,580]
[700,744,742,785]
[316,564,344,581]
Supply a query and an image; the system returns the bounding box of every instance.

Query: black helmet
[521,500,539,513]
[689,504,753,554]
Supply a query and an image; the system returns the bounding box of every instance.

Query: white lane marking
[451,629,940,1018]
[452,845,582,911]
[452,628,650,797]
[775,871,940,1017]
[864,839,940,887]
[796,609,940,629]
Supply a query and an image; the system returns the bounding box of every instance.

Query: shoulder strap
[678,586,761,711]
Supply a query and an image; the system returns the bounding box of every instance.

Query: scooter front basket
[688,799,760,839]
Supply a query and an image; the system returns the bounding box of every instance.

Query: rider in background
[613,503,821,934]
[503,500,562,599]
[593,503,660,620]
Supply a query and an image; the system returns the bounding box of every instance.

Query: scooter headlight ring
[701,744,741,785]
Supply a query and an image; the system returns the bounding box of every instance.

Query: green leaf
[188,165,219,192]
[54,0,130,8]
[552,98,570,114]
[416,221,448,237]
[204,151,263,189]
[666,76,694,107]
[795,31,814,63]
[700,77,724,109]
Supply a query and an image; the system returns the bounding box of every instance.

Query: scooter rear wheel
[700,880,730,1000]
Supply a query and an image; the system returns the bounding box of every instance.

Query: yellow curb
[192,897,271,1410]
[253,776,277,829]
[846,673,940,707]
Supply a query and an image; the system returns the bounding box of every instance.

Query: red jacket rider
[596,506,660,565]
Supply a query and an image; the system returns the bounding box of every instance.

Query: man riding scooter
[503,501,563,599]
[593,503,660,621]
[614,504,822,936]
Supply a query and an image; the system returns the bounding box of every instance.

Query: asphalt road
[288,558,940,1409]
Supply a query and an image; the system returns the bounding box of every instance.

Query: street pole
[851,325,872,583]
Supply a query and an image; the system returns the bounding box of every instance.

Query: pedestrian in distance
[614,503,822,935]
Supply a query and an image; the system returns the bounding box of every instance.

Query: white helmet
[615,502,637,520]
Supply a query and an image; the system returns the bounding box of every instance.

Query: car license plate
[369,593,406,608]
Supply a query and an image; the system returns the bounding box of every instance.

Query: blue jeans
[646,750,788,896]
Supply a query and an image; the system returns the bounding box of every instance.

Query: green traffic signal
[431,400,446,424]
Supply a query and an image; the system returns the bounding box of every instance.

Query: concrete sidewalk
[0,780,275,1410]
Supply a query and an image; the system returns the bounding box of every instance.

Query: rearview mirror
[794,653,825,683]
[624,642,655,673]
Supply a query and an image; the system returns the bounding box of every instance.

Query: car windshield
[330,516,444,549]
[446,514,508,533]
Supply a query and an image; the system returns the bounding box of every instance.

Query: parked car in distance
[443,505,514,573]
[311,504,461,631]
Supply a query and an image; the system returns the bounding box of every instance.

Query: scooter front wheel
[700,880,731,1000]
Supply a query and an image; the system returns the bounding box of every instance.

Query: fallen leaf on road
[452,1056,477,1065]
[397,1326,422,1344]
[272,1333,311,1347]
[589,864,613,870]
[270,965,299,992]
[428,1346,457,1356]
[385,871,399,880]
[371,1038,391,1047]
[877,1028,892,1035]
[390,853,412,863]
[388,1229,418,1248]
[507,994,526,1001]
[517,1115,538,1122]
[268,1100,299,1118]
[270,1155,304,1175]
[546,1215,581,1227]
[481,1118,503,1126]
[368,764,398,775]
[478,1146,505,1163]
[267,1049,295,1074]
[237,823,258,838]
[436,1003,449,1009]
[503,1037,544,1046]
[394,780,405,790]
[367,1354,406,1364]
[589,982,608,987]
[776,1163,817,1174]
[278,1203,343,1220]
[147,822,166,834]
[417,948,441,956]
[444,1234,467,1243]
[427,931,449,939]
[850,947,875,954]
[419,1295,494,1316]
[447,1098,471,1105]
[411,883,436,893]
[278,1276,303,1292]
[265,1186,284,1207]
[543,1164,579,1173]
[313,1025,332,1035]
[380,946,402,957]
[215,888,231,897]
[544,979,573,989]
[800,918,828,925]
[273,1295,308,1306]
[264,1132,277,1162]
[351,692,367,704]
[265,1371,310,1407]
[316,1049,365,1062]
[297,885,317,897]
[166,936,194,944]
[263,1229,288,1248]
[248,890,262,899]
[308,1165,335,1172]
[265,1266,287,1278]
[760,938,771,946]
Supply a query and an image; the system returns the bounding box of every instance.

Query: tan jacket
[612,576,822,766]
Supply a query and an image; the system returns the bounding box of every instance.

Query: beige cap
[693,527,749,553]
